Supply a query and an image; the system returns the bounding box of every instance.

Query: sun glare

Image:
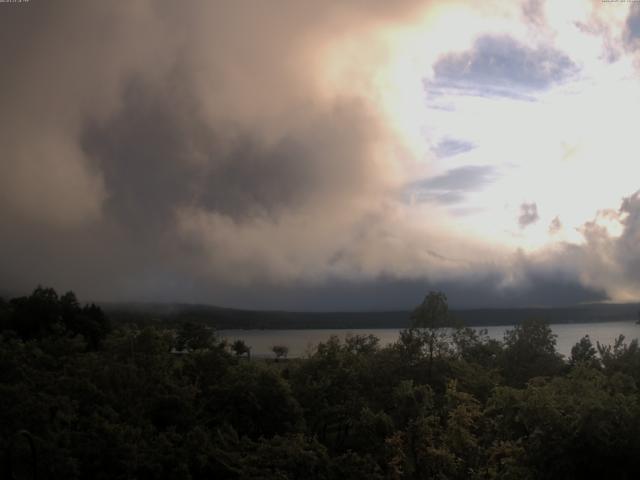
[318,0,640,259]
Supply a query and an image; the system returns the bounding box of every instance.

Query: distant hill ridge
[101,302,640,330]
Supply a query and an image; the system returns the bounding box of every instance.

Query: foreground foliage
[2,289,640,479]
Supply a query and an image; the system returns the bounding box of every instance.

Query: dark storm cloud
[207,270,608,311]
[430,35,578,97]
[518,202,539,228]
[494,264,609,308]
[433,138,475,158]
[81,79,317,232]
[410,165,498,204]
[81,80,207,233]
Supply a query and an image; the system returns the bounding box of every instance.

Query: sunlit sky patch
[362,0,640,253]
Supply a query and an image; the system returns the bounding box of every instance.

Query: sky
[2,0,640,310]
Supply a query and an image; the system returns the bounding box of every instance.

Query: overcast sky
[2,0,640,310]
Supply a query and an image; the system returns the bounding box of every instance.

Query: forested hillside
[102,301,640,330]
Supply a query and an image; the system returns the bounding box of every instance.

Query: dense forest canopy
[3,288,640,478]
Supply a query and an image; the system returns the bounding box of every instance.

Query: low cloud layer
[1,1,639,310]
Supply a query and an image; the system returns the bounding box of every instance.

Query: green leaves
[4,287,640,478]
[6,286,110,349]
[501,318,565,386]
[410,291,450,329]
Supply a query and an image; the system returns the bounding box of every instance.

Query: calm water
[221,321,640,359]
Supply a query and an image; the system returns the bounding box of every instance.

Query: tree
[272,345,289,361]
[486,367,640,478]
[345,334,379,355]
[569,335,600,369]
[410,291,449,330]
[451,327,503,402]
[176,322,214,351]
[76,303,111,349]
[409,291,451,379]
[0,296,10,331]
[597,335,640,384]
[9,286,61,340]
[501,318,564,386]
[214,363,303,438]
[4,287,110,349]
[231,339,251,360]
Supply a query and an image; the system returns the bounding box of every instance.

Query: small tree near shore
[232,339,251,360]
[272,345,289,361]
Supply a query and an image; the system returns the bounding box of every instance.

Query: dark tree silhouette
[232,339,251,360]
[409,291,451,378]
[272,345,289,361]
[6,286,110,349]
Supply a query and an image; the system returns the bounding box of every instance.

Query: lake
[221,321,640,359]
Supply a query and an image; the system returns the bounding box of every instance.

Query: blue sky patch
[409,165,499,205]
[430,35,578,97]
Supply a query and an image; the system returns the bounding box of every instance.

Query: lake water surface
[221,321,640,359]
